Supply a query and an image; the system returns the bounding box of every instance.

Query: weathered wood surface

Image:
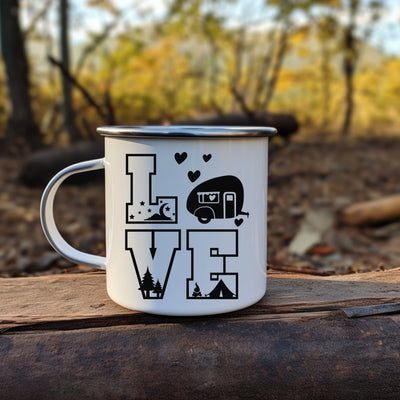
[1,269,400,399]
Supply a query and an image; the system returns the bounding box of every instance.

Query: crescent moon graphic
[159,203,168,218]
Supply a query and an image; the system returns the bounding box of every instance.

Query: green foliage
[0,0,397,142]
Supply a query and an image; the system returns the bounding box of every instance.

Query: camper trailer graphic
[186,175,249,224]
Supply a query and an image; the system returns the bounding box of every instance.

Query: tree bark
[341,0,358,137]
[341,28,356,137]
[320,43,332,129]
[60,0,81,142]
[48,55,109,123]
[0,0,41,149]
[260,29,288,112]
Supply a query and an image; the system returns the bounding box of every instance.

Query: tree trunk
[60,0,80,142]
[341,27,355,137]
[259,24,289,112]
[0,0,41,149]
[320,42,332,129]
[341,0,359,137]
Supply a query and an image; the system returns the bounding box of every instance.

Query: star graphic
[129,214,135,220]
[140,201,145,206]
[165,206,170,212]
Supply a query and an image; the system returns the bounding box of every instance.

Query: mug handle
[40,158,106,269]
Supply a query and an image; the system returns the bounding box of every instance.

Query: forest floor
[2,134,400,277]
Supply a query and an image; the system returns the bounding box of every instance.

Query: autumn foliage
[0,0,397,147]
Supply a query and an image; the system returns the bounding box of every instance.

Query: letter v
[125,230,181,300]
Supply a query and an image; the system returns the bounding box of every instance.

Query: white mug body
[40,126,276,316]
[104,136,269,316]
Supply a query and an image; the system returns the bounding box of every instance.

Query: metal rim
[97,125,277,138]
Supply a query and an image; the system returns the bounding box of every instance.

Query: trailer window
[197,192,220,204]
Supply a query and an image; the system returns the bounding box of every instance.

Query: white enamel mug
[40,125,277,316]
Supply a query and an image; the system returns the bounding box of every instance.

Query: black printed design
[124,152,246,303]
[186,176,249,224]
[186,230,239,299]
[126,230,181,299]
[188,170,200,182]
[174,152,187,164]
[234,218,243,227]
[126,154,177,224]
[192,283,202,297]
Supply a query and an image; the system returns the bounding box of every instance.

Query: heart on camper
[203,154,212,162]
[188,170,201,182]
[234,218,243,227]
[174,152,187,164]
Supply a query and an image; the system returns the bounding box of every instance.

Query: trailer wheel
[194,207,214,224]
[198,216,212,224]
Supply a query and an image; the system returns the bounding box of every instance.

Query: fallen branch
[340,194,400,226]
[48,54,109,122]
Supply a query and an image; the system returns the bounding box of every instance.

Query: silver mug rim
[97,125,277,138]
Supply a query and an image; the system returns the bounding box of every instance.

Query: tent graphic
[208,279,236,299]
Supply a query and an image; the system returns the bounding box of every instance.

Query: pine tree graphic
[153,279,163,298]
[141,267,155,298]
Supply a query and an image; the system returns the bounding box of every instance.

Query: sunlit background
[1,0,400,148]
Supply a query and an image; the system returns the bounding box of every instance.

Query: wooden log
[2,313,400,400]
[1,270,400,399]
[340,194,400,226]
[19,140,104,187]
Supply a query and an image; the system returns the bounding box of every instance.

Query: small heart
[175,152,187,164]
[234,218,243,227]
[203,154,212,162]
[208,194,216,201]
[188,170,200,182]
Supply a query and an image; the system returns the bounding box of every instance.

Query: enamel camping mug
[40,125,277,316]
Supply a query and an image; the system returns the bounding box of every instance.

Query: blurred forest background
[1,0,400,277]
[0,0,399,147]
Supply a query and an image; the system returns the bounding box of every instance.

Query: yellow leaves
[86,0,119,16]
[297,47,310,58]
[290,27,309,45]
[384,58,400,82]
[29,3,400,135]
[290,31,311,59]
[91,34,196,123]
[355,58,400,127]
[276,68,300,92]
[321,0,341,7]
